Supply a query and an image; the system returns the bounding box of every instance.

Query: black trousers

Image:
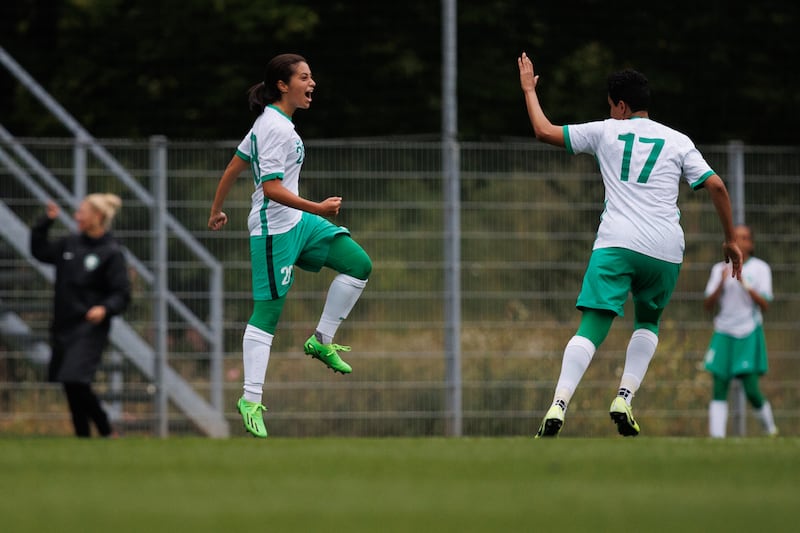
[62,382,112,437]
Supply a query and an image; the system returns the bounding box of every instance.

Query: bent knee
[351,251,372,280]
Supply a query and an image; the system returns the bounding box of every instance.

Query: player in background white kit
[517,52,743,437]
[703,225,777,437]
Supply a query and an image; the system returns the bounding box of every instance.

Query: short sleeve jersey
[564,117,715,263]
[704,257,773,337]
[236,105,305,236]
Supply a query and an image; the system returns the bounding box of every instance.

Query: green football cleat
[237,397,268,438]
[303,335,353,374]
[535,404,565,438]
[609,396,640,437]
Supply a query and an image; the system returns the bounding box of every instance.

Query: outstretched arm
[208,155,249,230]
[703,174,743,279]
[30,201,63,264]
[517,52,565,147]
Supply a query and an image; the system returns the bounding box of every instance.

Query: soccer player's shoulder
[650,119,695,146]
[255,109,293,137]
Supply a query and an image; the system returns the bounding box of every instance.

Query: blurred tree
[290,1,441,138]
[1,0,317,138]
[0,0,797,143]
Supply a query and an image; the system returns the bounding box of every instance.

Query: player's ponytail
[247,82,267,112]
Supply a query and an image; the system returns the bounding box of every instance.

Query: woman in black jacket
[30,194,131,437]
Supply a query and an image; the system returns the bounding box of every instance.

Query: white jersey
[565,117,714,263]
[705,256,773,338]
[236,105,305,236]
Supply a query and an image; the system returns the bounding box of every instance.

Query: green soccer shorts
[576,247,681,318]
[250,212,350,300]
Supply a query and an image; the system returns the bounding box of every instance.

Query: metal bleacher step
[112,418,200,436]
[0,268,40,282]
[98,390,155,404]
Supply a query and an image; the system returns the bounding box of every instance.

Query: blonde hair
[85,193,122,228]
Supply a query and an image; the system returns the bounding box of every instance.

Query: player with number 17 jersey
[519,54,742,439]
[564,117,715,264]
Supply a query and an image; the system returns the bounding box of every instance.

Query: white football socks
[316,274,367,344]
[757,401,778,436]
[618,328,658,405]
[709,400,728,438]
[242,324,273,403]
[552,335,596,408]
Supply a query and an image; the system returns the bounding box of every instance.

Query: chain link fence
[1,138,798,437]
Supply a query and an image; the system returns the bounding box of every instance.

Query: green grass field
[1,437,796,533]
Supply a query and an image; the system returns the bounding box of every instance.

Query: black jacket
[30,215,131,383]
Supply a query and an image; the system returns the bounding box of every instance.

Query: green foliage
[2,0,316,138]
[2,1,799,142]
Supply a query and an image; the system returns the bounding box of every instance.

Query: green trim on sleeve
[691,170,716,190]
[235,149,251,162]
[563,125,574,154]
[261,172,284,182]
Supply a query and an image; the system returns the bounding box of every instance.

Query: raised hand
[518,52,539,92]
[45,200,60,220]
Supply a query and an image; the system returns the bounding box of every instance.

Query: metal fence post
[107,349,123,423]
[151,135,169,438]
[727,140,747,436]
[72,136,87,202]
[442,0,462,437]
[209,266,223,412]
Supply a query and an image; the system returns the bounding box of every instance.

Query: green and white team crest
[84,253,100,271]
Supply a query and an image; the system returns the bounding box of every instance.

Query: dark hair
[247,53,307,112]
[607,69,650,112]
[736,224,755,255]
